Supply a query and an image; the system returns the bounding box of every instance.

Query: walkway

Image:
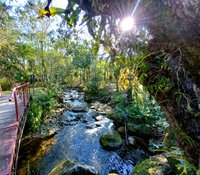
[0,83,30,175]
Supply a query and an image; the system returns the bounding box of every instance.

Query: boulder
[100,131,123,150]
[63,111,78,122]
[128,136,136,146]
[49,160,99,175]
[70,100,87,112]
[86,109,97,119]
[94,115,104,121]
[132,155,171,175]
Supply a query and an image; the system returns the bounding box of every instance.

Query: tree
[43,0,200,166]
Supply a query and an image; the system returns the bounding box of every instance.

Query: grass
[30,87,46,100]
[1,87,46,98]
[2,90,12,95]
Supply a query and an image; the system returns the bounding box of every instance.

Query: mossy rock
[107,112,123,127]
[100,131,123,150]
[132,155,171,175]
[48,160,99,175]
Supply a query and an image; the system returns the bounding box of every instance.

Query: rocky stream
[17,89,148,175]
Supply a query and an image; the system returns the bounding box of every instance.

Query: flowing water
[17,90,147,175]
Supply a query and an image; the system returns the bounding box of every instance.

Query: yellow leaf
[124,79,130,90]
[38,9,49,18]
[38,8,65,18]
[105,46,110,53]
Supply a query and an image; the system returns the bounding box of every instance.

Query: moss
[132,159,157,175]
[100,131,123,150]
[132,155,171,175]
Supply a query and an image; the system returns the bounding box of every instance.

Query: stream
[17,89,147,175]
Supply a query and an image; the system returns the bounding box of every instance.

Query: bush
[36,92,56,117]
[0,78,11,91]
[164,147,196,175]
[85,75,102,95]
[26,101,42,131]
[25,91,56,132]
[113,88,167,132]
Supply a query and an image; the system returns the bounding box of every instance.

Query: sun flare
[120,17,135,31]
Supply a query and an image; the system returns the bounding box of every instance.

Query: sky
[6,0,68,8]
[5,0,92,41]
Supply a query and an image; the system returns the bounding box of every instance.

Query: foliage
[85,74,102,95]
[0,78,11,90]
[26,90,56,132]
[84,63,104,95]
[131,158,158,175]
[113,86,166,130]
[164,147,196,175]
[26,101,42,131]
[36,92,56,117]
[133,149,196,175]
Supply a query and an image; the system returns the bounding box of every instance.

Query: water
[17,90,146,175]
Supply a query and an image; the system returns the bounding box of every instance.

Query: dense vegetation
[1,0,200,174]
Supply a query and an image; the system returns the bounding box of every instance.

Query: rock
[94,115,104,121]
[56,103,64,108]
[72,112,84,119]
[49,160,99,175]
[100,131,123,150]
[70,100,87,112]
[78,95,84,101]
[63,99,72,104]
[71,90,79,100]
[128,136,136,146]
[82,119,88,123]
[108,112,123,127]
[85,109,96,120]
[95,121,104,127]
[47,128,59,136]
[97,111,106,115]
[86,123,96,129]
[63,111,77,122]
[63,94,71,101]
[64,115,77,122]
[132,155,171,175]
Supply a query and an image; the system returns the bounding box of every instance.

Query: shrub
[26,101,42,131]
[113,88,167,132]
[36,92,56,117]
[85,75,102,95]
[0,78,11,90]
[25,91,56,132]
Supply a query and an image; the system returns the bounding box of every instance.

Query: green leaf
[104,46,109,53]
[92,42,99,55]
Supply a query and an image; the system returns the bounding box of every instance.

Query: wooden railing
[11,83,30,121]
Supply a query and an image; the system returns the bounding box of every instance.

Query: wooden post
[23,88,25,106]
[14,91,19,121]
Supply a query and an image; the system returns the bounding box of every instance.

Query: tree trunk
[142,50,200,166]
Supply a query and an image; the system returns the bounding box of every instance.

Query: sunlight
[120,17,135,31]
